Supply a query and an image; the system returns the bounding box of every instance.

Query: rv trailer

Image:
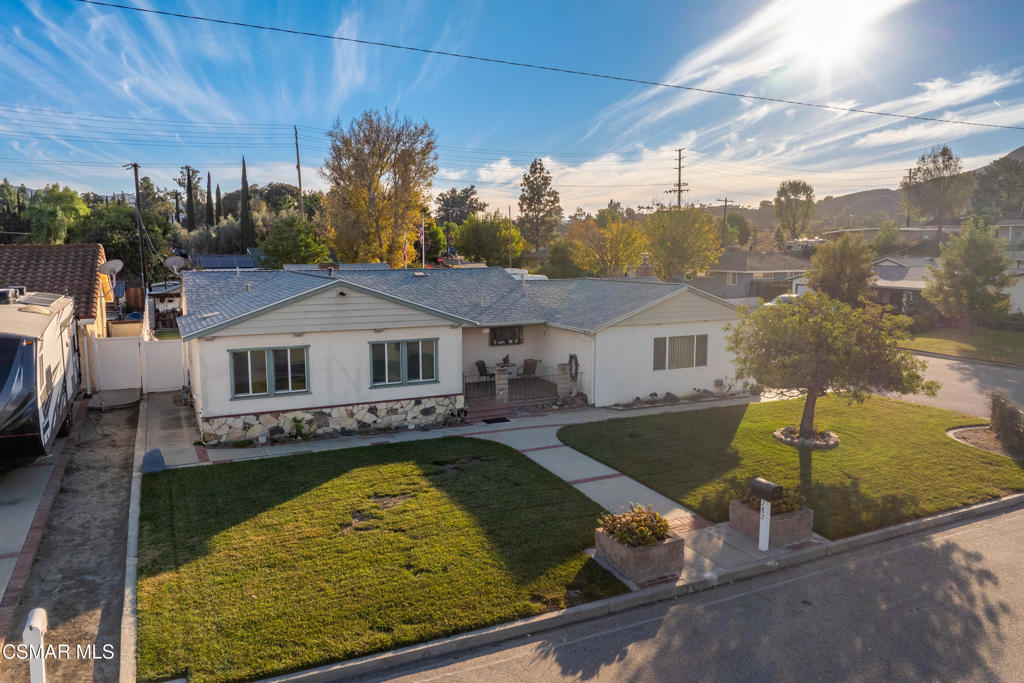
[0,289,79,458]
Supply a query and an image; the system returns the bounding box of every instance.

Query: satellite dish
[99,259,124,276]
[164,255,187,273]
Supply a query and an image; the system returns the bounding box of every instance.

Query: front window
[371,339,438,386]
[653,334,709,371]
[726,272,738,285]
[231,346,307,398]
[489,326,524,345]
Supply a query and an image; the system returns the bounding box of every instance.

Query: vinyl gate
[92,336,185,392]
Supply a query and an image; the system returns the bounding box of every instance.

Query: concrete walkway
[144,392,824,586]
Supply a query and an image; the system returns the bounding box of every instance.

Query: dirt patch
[0,407,136,683]
[370,493,415,509]
[949,426,1020,459]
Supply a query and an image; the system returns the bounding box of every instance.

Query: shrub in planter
[738,489,806,514]
[595,504,684,585]
[729,489,813,548]
[598,503,669,546]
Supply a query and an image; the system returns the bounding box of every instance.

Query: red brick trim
[0,399,88,646]
[462,423,568,436]
[202,393,463,421]
[194,445,210,463]
[519,444,569,453]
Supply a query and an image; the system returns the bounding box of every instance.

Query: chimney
[633,252,657,279]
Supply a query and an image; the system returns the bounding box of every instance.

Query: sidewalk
[143,392,820,585]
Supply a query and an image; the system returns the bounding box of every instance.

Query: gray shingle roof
[711,251,811,272]
[872,256,936,290]
[178,267,733,339]
[282,263,390,271]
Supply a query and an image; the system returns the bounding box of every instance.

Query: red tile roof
[0,244,107,319]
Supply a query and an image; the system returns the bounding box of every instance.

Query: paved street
[376,504,1024,682]
[896,355,1024,417]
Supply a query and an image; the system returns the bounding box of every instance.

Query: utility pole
[294,125,304,219]
[665,148,689,208]
[125,163,148,294]
[905,168,914,228]
[717,197,732,244]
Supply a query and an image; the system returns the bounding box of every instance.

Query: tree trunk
[799,388,819,438]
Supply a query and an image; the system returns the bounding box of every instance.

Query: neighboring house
[282,262,390,272]
[179,268,739,444]
[678,250,810,301]
[0,243,113,391]
[870,256,935,315]
[821,226,962,244]
[993,217,1024,270]
[149,281,182,330]
[520,248,550,271]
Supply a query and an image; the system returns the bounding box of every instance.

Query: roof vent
[413,271,427,277]
[0,288,18,304]
[246,282,252,292]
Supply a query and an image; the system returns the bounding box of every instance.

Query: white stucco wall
[195,324,463,418]
[460,325,595,396]
[592,320,735,406]
[1010,273,1024,314]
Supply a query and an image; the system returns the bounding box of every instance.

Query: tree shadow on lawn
[529,535,1009,681]
[139,436,621,595]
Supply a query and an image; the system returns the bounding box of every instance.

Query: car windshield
[0,337,22,389]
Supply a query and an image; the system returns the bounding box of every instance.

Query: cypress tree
[240,157,253,248]
[184,166,196,232]
[215,183,223,224]
[205,172,214,225]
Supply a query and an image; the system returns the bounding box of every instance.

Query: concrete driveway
[894,355,1024,417]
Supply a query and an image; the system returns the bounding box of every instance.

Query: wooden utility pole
[125,163,148,294]
[666,148,689,208]
[717,197,732,244]
[294,125,304,219]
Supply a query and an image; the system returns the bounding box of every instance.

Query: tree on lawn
[727,291,938,437]
[806,233,876,306]
[259,213,330,268]
[642,207,722,280]
[900,145,973,240]
[923,219,1014,327]
[240,157,255,249]
[774,179,815,238]
[518,159,562,251]
[435,185,487,225]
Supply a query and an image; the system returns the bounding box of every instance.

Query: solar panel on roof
[20,292,63,306]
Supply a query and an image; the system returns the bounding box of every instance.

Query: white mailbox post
[750,477,783,552]
[23,608,48,683]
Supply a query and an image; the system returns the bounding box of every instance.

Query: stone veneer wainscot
[199,394,465,445]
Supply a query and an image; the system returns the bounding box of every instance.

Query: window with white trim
[371,339,437,386]
[653,334,708,371]
[726,272,738,285]
[231,347,307,398]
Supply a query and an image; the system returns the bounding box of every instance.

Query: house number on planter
[749,477,783,552]
[759,499,771,551]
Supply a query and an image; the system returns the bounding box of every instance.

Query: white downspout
[591,333,598,407]
[80,322,92,396]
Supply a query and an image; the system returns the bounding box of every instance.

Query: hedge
[991,393,1024,456]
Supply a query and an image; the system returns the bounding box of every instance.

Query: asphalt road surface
[894,354,1024,417]
[375,504,1024,682]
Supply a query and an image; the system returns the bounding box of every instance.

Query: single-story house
[0,243,113,391]
[870,256,935,314]
[678,250,810,301]
[179,268,739,443]
[520,248,550,271]
[993,217,1024,270]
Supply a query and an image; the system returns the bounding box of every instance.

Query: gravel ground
[0,407,136,683]
[950,426,1021,460]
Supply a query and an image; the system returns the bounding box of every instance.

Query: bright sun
[787,2,877,66]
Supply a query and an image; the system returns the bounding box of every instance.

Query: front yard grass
[558,396,1024,540]
[901,327,1024,366]
[137,437,625,683]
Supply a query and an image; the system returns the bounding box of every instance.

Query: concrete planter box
[594,529,685,586]
[728,499,814,548]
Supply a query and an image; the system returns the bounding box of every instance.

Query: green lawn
[558,397,1024,540]
[901,327,1024,366]
[137,437,624,683]
[153,329,181,340]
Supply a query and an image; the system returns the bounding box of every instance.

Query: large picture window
[653,334,708,371]
[371,339,438,386]
[231,346,307,398]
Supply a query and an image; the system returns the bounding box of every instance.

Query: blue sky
[2,0,1024,213]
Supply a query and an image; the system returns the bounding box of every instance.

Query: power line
[76,0,1024,132]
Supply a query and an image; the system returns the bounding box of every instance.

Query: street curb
[902,348,1023,370]
[254,491,1024,683]
[119,394,147,683]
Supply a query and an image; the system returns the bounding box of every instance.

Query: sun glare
[788,2,876,66]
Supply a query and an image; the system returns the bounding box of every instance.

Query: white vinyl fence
[92,336,184,392]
